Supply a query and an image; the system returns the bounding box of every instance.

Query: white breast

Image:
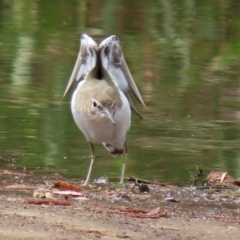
[71,85,131,149]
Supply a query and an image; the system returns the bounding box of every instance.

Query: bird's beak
[104,109,116,125]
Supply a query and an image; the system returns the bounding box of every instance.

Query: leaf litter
[0,168,240,239]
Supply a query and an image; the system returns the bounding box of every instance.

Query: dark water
[1,1,240,184]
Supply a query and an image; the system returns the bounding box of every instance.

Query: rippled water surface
[1,1,240,184]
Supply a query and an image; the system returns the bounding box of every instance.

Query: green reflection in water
[1,1,240,184]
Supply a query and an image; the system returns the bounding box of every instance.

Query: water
[1,1,240,184]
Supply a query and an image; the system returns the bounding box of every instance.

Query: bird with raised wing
[63,34,132,186]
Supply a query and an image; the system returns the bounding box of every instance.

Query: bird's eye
[113,36,118,41]
[93,101,97,107]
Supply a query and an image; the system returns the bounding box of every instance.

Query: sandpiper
[63,34,144,186]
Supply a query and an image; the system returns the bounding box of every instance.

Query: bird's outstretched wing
[99,35,146,108]
[63,34,98,97]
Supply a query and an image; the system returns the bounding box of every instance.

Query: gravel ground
[0,171,239,240]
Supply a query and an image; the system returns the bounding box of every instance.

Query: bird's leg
[82,142,95,187]
[120,142,127,184]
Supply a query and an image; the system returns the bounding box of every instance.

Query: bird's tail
[102,142,127,157]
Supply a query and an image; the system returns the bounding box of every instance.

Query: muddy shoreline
[0,171,239,239]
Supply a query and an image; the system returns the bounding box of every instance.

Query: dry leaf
[5,184,36,189]
[52,181,82,192]
[144,207,160,216]
[205,171,234,184]
[52,190,83,196]
[25,199,71,206]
